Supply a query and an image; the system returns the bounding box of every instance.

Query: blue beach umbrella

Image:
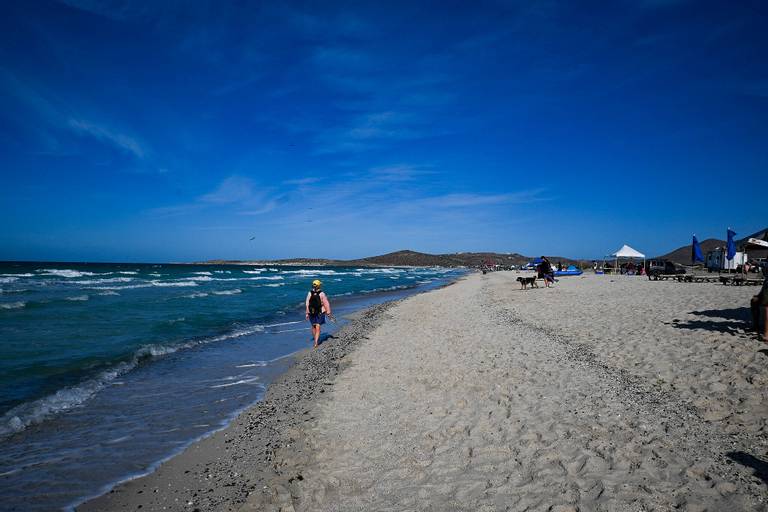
[691,235,704,264]
[726,228,737,261]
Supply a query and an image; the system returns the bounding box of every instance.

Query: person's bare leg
[760,306,768,342]
[313,324,320,348]
[752,297,761,333]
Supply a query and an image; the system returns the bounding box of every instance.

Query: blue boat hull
[554,270,583,276]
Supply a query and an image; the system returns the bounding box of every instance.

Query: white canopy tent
[606,244,646,274]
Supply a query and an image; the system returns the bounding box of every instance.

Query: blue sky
[1,1,766,262]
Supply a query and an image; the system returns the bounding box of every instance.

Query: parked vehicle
[646,259,686,277]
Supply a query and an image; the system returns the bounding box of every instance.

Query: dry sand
[252,272,767,511]
[82,272,768,511]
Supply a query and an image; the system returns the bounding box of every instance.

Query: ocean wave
[0,322,267,438]
[117,271,138,275]
[0,360,136,438]
[360,284,411,294]
[65,295,89,301]
[235,361,268,368]
[209,377,261,389]
[282,269,340,275]
[245,276,283,281]
[214,270,231,274]
[0,277,18,284]
[72,277,134,285]
[181,292,209,299]
[0,301,26,310]
[264,320,303,328]
[192,271,212,276]
[0,273,34,277]
[37,269,99,278]
[90,280,199,291]
[356,268,403,273]
[97,291,120,296]
[262,283,284,287]
[243,269,265,274]
[212,288,242,295]
[188,275,214,282]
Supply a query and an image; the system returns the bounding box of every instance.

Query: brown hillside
[658,238,724,264]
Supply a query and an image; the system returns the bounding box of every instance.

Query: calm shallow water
[0,262,464,511]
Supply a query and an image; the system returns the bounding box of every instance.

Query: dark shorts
[309,313,326,325]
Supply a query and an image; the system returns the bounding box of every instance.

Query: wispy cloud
[68,119,146,159]
[200,176,254,204]
[148,175,279,218]
[283,177,320,186]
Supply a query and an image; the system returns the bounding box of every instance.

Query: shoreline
[78,271,768,510]
[75,293,429,511]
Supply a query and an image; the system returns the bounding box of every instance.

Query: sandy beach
[81,271,768,511]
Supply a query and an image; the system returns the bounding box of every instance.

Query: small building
[705,247,747,271]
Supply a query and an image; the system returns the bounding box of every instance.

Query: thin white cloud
[283,177,321,186]
[200,176,254,204]
[68,119,146,159]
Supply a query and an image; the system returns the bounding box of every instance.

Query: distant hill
[201,249,586,268]
[657,238,725,264]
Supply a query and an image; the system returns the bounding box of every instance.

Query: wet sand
[81,272,768,511]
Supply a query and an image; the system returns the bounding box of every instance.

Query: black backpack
[308,289,323,315]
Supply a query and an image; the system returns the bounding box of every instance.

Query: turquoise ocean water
[0,262,464,511]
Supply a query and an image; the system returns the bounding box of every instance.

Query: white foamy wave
[97,291,120,296]
[210,377,261,389]
[0,301,26,310]
[188,275,214,282]
[243,270,263,274]
[0,360,136,438]
[282,269,340,275]
[360,284,411,294]
[37,269,99,278]
[117,271,138,275]
[264,320,303,328]
[148,273,162,277]
[89,280,199,291]
[66,295,89,301]
[235,361,268,368]
[0,319,272,437]
[214,270,231,274]
[72,277,134,285]
[181,292,209,299]
[263,283,284,287]
[192,271,212,276]
[212,288,242,295]
[0,277,18,284]
[268,268,278,272]
[245,276,283,281]
[1,273,34,277]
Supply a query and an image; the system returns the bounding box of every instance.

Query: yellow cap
[312,279,322,287]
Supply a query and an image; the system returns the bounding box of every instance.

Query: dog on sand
[517,276,538,290]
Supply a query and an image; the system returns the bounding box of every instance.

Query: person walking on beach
[540,256,555,288]
[306,279,332,348]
